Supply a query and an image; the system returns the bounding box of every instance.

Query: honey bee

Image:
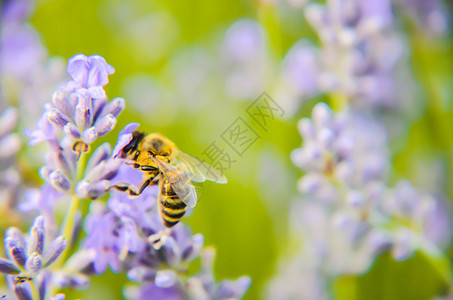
[113,131,227,232]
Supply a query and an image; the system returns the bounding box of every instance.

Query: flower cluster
[0,216,67,299]
[268,102,451,299]
[25,54,123,200]
[277,0,404,109]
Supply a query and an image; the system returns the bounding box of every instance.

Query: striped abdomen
[159,178,187,228]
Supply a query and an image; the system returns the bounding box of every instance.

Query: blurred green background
[26,0,453,299]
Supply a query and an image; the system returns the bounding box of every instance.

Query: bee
[112,131,227,231]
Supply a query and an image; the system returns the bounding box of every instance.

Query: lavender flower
[186,248,251,300]
[220,19,268,100]
[59,54,115,99]
[278,0,404,109]
[19,184,62,225]
[268,102,451,299]
[27,54,123,154]
[23,54,127,205]
[0,216,67,299]
[292,102,388,195]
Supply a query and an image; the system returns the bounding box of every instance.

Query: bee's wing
[150,155,198,208]
[174,150,228,184]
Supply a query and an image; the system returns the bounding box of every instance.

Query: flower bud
[75,95,92,129]
[49,171,71,192]
[25,252,43,277]
[94,114,116,137]
[47,109,70,128]
[81,127,97,144]
[101,97,125,118]
[43,237,68,267]
[29,216,45,256]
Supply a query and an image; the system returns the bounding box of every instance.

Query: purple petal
[112,123,140,158]
[66,54,89,87]
[87,86,107,99]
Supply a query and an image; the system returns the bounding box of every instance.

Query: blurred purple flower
[186,248,251,300]
[19,184,62,224]
[0,107,21,209]
[279,0,405,109]
[0,0,45,80]
[291,102,388,195]
[220,19,267,100]
[25,111,59,148]
[269,102,452,298]
[126,282,186,300]
[83,203,123,273]
[1,0,33,24]
[281,41,319,99]
[395,0,449,36]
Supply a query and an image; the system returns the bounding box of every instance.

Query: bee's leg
[137,177,153,194]
[109,183,140,196]
[148,228,171,250]
[109,176,155,196]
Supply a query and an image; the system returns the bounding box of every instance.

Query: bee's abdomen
[159,183,187,228]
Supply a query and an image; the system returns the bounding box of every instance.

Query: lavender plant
[268,102,451,299]
[268,0,452,298]
[276,0,404,110]
[0,54,251,299]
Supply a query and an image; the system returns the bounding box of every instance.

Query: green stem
[258,1,282,59]
[30,280,39,300]
[418,246,452,286]
[52,151,87,269]
[329,92,348,112]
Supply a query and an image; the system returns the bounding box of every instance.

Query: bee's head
[143,133,176,160]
